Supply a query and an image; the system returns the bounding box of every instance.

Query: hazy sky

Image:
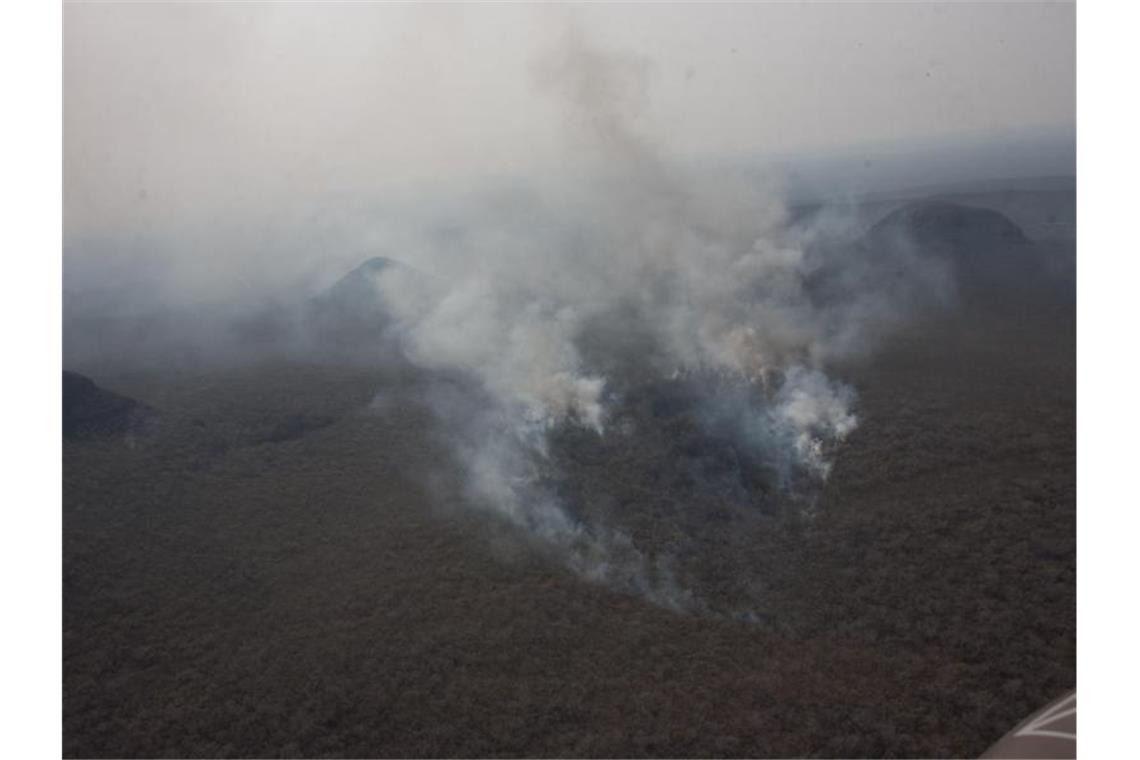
[66,1,1074,239]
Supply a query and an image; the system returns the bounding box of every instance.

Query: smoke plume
[363,31,924,614]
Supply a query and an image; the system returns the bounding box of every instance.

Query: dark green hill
[864,200,1038,290]
[63,370,155,440]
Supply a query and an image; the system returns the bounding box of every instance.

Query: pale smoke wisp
[374,32,873,613]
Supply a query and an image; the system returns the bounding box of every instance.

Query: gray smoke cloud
[59,14,976,616]
[368,32,895,612]
[62,4,1071,614]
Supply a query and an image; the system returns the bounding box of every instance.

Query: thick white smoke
[370,32,879,611]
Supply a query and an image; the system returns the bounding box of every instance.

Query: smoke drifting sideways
[62,26,958,616]
[367,32,947,614]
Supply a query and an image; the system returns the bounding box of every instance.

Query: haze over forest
[63,3,1076,757]
[65,2,1074,306]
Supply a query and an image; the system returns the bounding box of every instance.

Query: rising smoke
[368,30,924,613]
